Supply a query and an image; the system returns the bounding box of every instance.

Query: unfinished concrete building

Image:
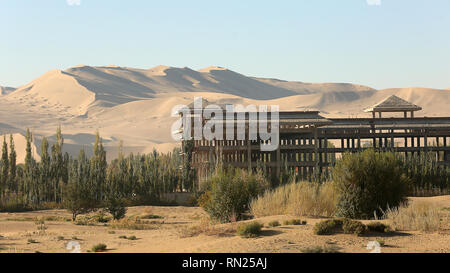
[180,95,450,184]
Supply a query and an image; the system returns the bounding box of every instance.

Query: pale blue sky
[1,0,449,90]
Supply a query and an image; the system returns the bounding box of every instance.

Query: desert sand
[0,196,449,253]
[1,65,450,162]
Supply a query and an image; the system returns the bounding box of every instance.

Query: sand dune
[0,86,15,95]
[8,70,96,116]
[0,133,41,164]
[1,65,449,161]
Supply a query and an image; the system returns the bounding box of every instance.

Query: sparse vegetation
[139,214,163,219]
[91,243,107,252]
[268,220,280,227]
[27,238,38,244]
[301,245,341,253]
[250,181,336,218]
[384,202,441,232]
[177,217,237,238]
[34,219,48,232]
[110,217,160,230]
[283,219,305,226]
[236,222,263,238]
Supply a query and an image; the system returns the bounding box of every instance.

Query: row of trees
[0,127,196,212]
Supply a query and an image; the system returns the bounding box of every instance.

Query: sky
[0,0,449,90]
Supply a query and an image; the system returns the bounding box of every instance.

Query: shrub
[314,218,366,235]
[110,217,160,230]
[93,211,112,223]
[92,243,107,252]
[119,235,127,239]
[333,149,411,219]
[342,218,366,236]
[127,235,137,240]
[63,182,99,221]
[139,214,163,219]
[250,181,336,218]
[313,219,343,235]
[301,245,341,253]
[57,236,65,240]
[103,194,127,220]
[236,222,263,238]
[74,216,95,226]
[283,219,304,226]
[268,220,280,227]
[376,238,385,247]
[367,222,391,233]
[199,167,268,223]
[27,238,38,244]
[384,202,441,232]
[34,219,48,231]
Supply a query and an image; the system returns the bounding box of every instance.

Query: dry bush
[110,217,160,230]
[250,181,337,218]
[177,217,237,238]
[236,222,263,238]
[384,202,441,232]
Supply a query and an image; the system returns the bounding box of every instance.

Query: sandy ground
[0,196,449,253]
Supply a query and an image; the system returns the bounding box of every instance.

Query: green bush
[342,218,366,236]
[103,194,127,220]
[63,182,99,221]
[314,218,367,236]
[283,219,304,226]
[268,220,280,227]
[198,167,268,223]
[332,149,411,219]
[367,222,391,233]
[93,211,112,223]
[92,243,107,252]
[313,219,343,235]
[236,222,263,238]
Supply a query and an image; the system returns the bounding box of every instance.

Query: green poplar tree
[9,135,17,193]
[1,136,9,198]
